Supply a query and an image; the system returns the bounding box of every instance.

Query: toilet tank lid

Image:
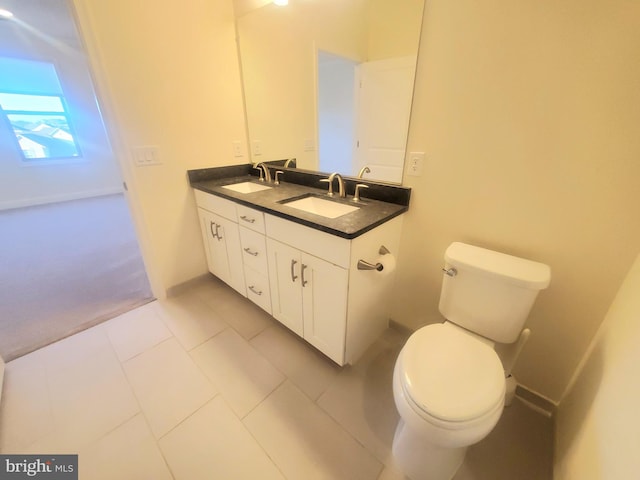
[445,242,551,289]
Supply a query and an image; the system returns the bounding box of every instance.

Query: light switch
[132,146,161,166]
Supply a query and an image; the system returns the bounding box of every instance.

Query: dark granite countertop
[189,165,410,239]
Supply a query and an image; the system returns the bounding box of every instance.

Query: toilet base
[392,419,466,480]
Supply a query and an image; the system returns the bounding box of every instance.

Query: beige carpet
[0,194,153,361]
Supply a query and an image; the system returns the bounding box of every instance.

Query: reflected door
[354,56,416,183]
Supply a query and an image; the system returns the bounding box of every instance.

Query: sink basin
[222,181,272,194]
[282,195,360,219]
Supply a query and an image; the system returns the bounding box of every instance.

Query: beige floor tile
[79,414,173,480]
[104,302,172,361]
[318,337,402,465]
[123,338,216,438]
[244,381,383,480]
[153,293,227,351]
[39,327,139,450]
[0,350,53,452]
[159,396,285,480]
[196,279,273,340]
[190,328,284,418]
[250,324,341,400]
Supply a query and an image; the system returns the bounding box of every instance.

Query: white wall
[554,252,640,479]
[394,0,640,402]
[72,0,248,297]
[0,0,122,210]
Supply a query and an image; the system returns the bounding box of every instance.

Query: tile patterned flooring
[0,276,553,479]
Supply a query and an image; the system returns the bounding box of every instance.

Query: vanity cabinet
[195,190,246,296]
[194,187,405,366]
[267,238,348,363]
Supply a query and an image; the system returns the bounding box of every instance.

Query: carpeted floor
[0,194,154,361]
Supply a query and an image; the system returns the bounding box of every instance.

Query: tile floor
[0,276,553,479]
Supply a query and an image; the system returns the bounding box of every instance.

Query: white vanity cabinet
[194,190,246,296]
[267,237,349,362]
[265,213,403,365]
[194,188,405,366]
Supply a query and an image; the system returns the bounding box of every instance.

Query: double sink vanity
[189,163,410,365]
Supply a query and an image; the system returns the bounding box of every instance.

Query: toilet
[392,242,551,480]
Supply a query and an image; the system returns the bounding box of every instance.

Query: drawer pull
[240,215,256,224]
[290,259,298,282]
[301,264,308,287]
[243,247,259,257]
[248,285,263,296]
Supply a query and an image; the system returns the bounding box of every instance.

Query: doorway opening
[0,0,153,360]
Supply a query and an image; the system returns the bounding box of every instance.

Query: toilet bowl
[391,242,551,480]
[392,322,505,480]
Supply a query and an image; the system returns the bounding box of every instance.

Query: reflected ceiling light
[273,0,288,6]
[0,8,14,19]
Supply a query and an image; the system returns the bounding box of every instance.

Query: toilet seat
[398,323,505,425]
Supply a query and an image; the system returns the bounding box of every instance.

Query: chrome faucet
[357,166,371,178]
[320,172,346,198]
[254,162,271,183]
[284,158,296,168]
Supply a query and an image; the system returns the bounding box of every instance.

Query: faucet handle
[274,171,284,185]
[254,164,265,182]
[319,178,334,196]
[354,184,369,202]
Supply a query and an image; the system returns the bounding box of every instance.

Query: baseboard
[166,273,213,298]
[0,187,124,211]
[388,319,414,337]
[515,384,557,417]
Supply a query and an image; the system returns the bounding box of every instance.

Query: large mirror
[234,0,425,184]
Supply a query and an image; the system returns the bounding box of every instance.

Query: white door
[301,253,348,364]
[267,238,304,336]
[354,56,416,183]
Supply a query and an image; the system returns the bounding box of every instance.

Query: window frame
[0,90,83,162]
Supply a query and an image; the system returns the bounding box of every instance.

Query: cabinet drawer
[244,265,272,314]
[194,190,237,222]
[239,226,269,274]
[236,204,265,233]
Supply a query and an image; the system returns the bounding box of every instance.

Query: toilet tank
[438,242,551,343]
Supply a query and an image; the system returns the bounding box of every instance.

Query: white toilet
[392,242,551,480]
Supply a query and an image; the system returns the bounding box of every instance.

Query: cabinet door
[266,238,303,336]
[198,208,231,284]
[301,254,348,364]
[198,208,245,296]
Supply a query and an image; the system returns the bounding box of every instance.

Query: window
[0,57,81,161]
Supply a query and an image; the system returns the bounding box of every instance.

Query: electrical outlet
[252,140,262,156]
[132,146,161,166]
[232,141,244,158]
[407,152,424,176]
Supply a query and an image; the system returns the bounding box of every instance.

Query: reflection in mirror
[235,0,425,184]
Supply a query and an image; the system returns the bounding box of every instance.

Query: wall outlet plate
[407,152,424,176]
